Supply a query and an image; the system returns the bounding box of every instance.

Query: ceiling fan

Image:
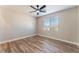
[30,5,46,15]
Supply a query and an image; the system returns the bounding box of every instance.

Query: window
[51,16,59,32]
[43,18,50,31]
[43,16,59,32]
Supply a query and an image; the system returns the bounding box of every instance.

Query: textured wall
[37,7,79,44]
[0,7,36,42]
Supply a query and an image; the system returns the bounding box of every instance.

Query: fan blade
[40,10,46,13]
[30,6,37,10]
[30,11,36,13]
[40,5,46,9]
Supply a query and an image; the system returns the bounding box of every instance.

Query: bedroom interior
[0,5,79,53]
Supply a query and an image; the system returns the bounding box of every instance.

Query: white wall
[0,6,79,44]
[37,7,79,44]
[0,7,36,42]
[77,7,79,43]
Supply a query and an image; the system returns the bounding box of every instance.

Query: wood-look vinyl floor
[0,35,79,53]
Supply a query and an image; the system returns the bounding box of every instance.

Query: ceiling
[0,5,77,17]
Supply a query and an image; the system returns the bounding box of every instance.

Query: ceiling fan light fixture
[30,5,46,15]
[36,11,39,13]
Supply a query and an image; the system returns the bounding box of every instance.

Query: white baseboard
[38,34,79,46]
[0,34,37,44]
[0,34,79,47]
